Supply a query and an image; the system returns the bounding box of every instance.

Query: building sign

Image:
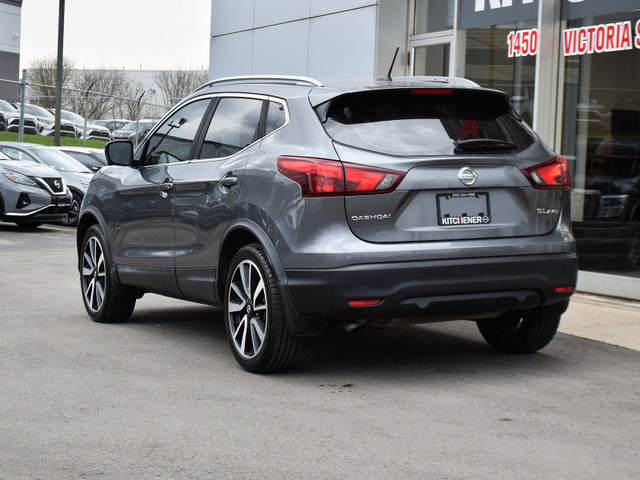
[562,0,640,21]
[460,0,539,29]
[461,0,640,30]
[507,28,538,57]
[563,20,640,56]
[508,20,640,58]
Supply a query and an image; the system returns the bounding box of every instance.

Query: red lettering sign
[507,28,538,58]
[563,21,636,57]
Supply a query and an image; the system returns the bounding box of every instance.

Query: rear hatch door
[315,88,566,243]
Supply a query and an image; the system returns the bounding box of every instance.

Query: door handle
[220,176,237,187]
[158,182,174,192]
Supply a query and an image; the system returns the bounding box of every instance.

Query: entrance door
[413,43,451,76]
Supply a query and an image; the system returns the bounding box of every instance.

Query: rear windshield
[317,89,535,156]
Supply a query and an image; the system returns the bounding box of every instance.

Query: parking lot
[1,222,639,479]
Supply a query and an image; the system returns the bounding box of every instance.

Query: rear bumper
[283,253,577,333]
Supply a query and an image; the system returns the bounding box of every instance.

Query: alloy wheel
[63,197,80,225]
[227,259,268,359]
[82,236,106,313]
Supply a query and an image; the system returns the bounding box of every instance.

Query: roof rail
[195,75,324,91]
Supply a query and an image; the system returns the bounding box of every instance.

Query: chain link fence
[0,74,170,146]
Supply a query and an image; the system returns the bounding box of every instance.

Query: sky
[20,0,212,71]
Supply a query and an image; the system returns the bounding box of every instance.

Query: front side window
[142,99,210,166]
[199,97,263,159]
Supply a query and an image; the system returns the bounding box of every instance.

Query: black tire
[477,307,562,354]
[59,192,82,227]
[224,244,302,373]
[80,224,135,323]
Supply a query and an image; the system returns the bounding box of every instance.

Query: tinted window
[34,149,91,173]
[143,100,210,165]
[0,99,16,111]
[319,89,535,156]
[265,101,286,135]
[199,98,263,159]
[65,151,105,169]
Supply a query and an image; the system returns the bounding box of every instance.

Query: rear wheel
[81,224,135,323]
[477,307,562,354]
[224,244,302,373]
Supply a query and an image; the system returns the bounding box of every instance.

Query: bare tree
[68,69,132,119]
[120,82,148,120]
[154,70,208,107]
[27,56,75,108]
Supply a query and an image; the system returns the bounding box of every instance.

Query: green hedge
[0,131,107,149]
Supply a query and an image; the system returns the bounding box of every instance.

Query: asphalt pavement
[1,222,639,479]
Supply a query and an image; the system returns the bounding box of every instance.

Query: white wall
[209,0,379,82]
[0,2,21,55]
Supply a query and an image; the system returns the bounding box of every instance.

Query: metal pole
[54,0,65,147]
[83,80,96,148]
[18,69,26,142]
[134,91,145,149]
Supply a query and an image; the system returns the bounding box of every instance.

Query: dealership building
[0,0,21,99]
[210,0,640,300]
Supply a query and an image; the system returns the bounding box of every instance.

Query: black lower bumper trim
[285,253,578,327]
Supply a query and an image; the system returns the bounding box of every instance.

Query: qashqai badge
[54,180,61,189]
[457,167,478,186]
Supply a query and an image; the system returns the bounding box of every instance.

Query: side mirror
[105,140,134,166]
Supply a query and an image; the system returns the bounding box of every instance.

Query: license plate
[437,192,491,226]
[53,197,70,207]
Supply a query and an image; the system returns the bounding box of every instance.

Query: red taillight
[276,157,344,197]
[522,155,571,190]
[554,285,575,293]
[277,156,405,197]
[410,89,454,95]
[348,299,382,307]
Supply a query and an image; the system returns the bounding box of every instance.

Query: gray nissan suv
[76,75,577,373]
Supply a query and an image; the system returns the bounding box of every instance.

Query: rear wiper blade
[454,138,517,152]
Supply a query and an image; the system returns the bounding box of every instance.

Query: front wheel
[81,224,135,323]
[60,192,82,227]
[477,307,562,354]
[224,244,302,373]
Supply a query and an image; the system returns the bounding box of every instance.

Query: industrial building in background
[0,0,21,100]
[209,0,640,300]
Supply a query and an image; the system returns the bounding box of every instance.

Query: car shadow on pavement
[123,300,571,381]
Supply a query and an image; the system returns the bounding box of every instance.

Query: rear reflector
[522,155,571,190]
[348,299,382,307]
[277,156,405,197]
[554,286,575,293]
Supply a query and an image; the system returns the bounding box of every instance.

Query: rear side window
[199,97,263,159]
[318,89,535,156]
[265,101,286,135]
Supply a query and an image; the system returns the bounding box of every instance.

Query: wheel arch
[76,207,108,272]
[216,219,287,304]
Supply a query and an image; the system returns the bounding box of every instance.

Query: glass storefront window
[562,10,640,275]
[463,21,537,125]
[414,0,454,35]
